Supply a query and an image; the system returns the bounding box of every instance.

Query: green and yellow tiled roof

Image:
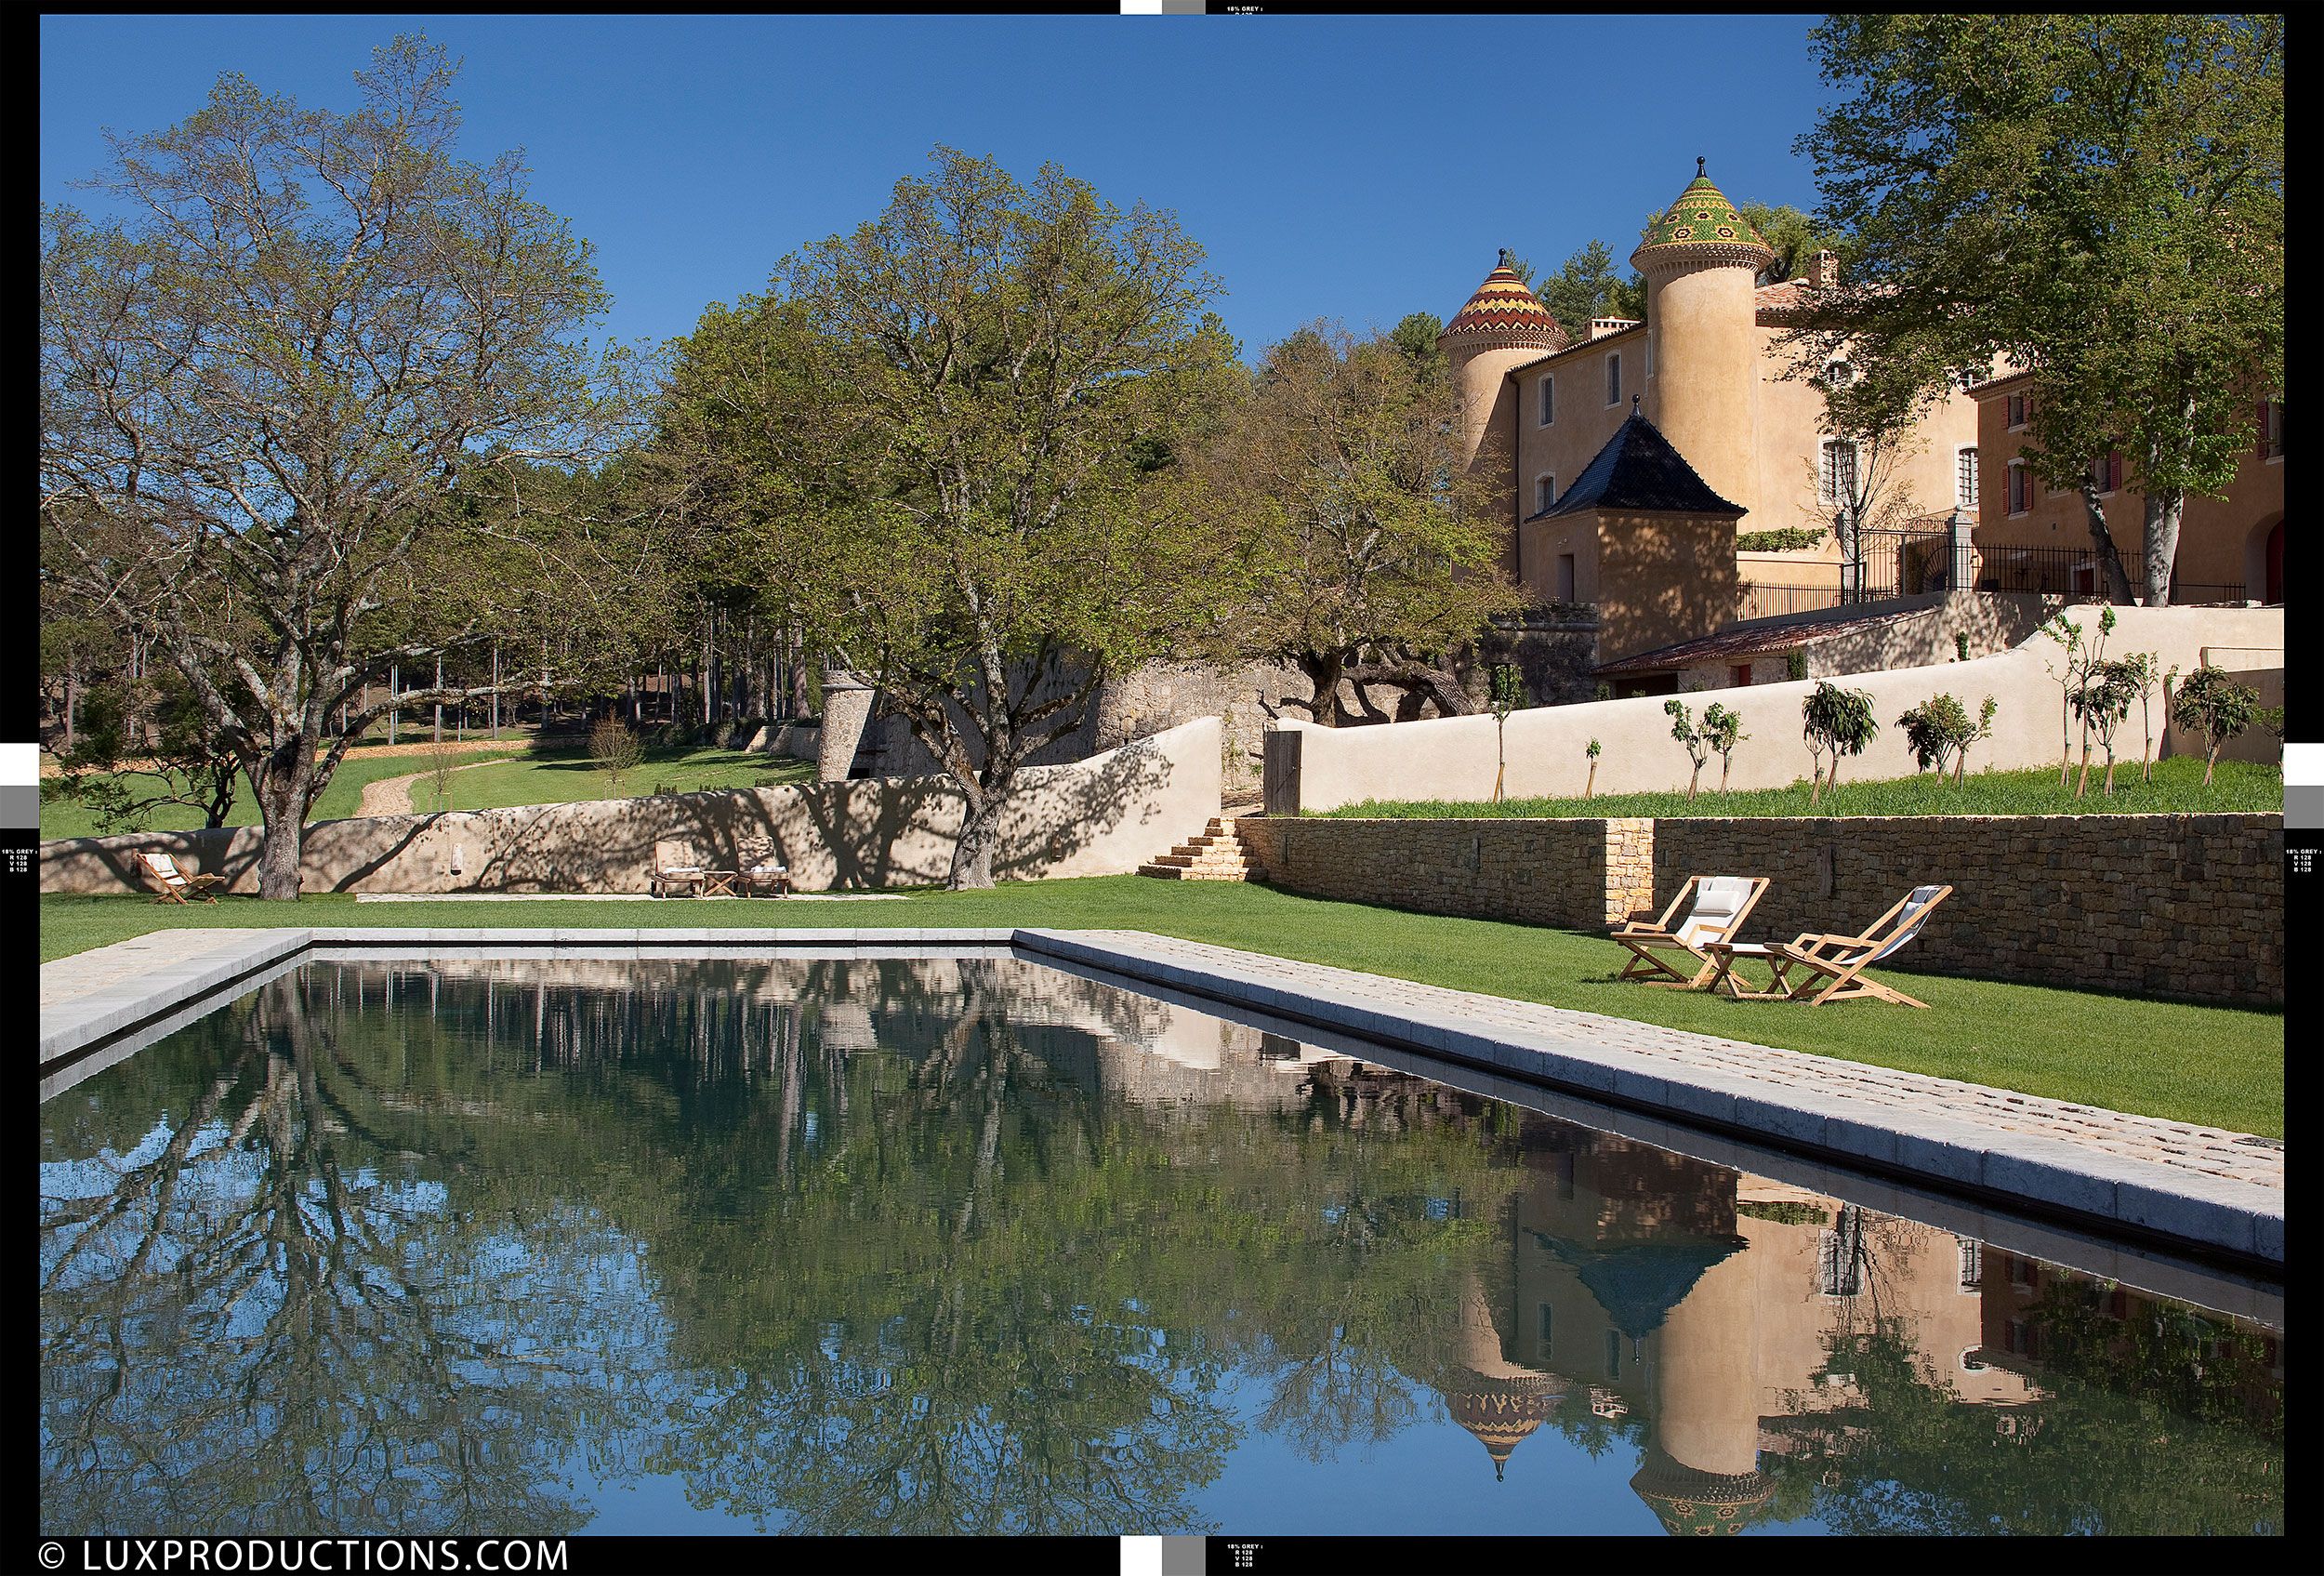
[1440,251,1569,352]
[1632,163,1776,272]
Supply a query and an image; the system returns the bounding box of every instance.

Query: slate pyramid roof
[1440,250,1569,354]
[1534,402,1747,520]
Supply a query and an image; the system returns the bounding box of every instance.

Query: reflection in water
[39,959,2284,1536]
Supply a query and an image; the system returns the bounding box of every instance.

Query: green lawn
[37,876,2283,1138]
[40,743,806,838]
[1323,755,2283,819]
[407,747,813,813]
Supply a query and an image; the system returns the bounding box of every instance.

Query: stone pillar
[816,669,875,784]
[1948,508,1976,593]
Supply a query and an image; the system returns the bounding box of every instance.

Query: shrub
[1895,693,1996,784]
[1736,526,1828,553]
[2171,665,2258,787]
[1786,650,1809,682]
[1701,701,1749,791]
[1664,699,1711,801]
[591,715,644,798]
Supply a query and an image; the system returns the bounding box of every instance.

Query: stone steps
[1138,817,1268,882]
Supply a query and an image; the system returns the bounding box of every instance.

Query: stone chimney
[1810,249,1841,289]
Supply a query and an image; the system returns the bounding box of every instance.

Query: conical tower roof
[1631,160,1776,275]
[1440,249,1569,354]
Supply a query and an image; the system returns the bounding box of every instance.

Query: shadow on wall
[40,717,1221,895]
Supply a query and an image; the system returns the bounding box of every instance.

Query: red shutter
[2108,450,2121,492]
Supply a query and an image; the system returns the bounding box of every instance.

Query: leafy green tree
[1202,323,1521,726]
[1895,693,1996,784]
[2170,665,2258,788]
[2072,659,2145,795]
[1390,311,1446,377]
[56,669,244,830]
[1488,665,1526,802]
[1701,700,1750,792]
[659,149,1237,887]
[1664,699,1711,801]
[1538,240,1628,337]
[1793,14,2283,605]
[1802,682,1880,804]
[39,37,620,896]
[1584,737,1601,798]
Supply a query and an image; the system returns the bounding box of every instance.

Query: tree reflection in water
[38,957,2285,1537]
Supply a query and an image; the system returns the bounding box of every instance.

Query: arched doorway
[2266,520,2284,604]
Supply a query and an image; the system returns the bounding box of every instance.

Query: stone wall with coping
[42,718,1223,898]
[1233,809,2281,1006]
[1233,816,1655,931]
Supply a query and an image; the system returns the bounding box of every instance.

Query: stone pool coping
[38,925,2284,1273]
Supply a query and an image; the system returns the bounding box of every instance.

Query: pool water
[38,956,2284,1536]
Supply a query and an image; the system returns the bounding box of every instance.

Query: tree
[1795,14,2283,605]
[54,669,245,831]
[1205,324,1522,727]
[591,715,643,799]
[1584,737,1601,799]
[660,149,1237,888]
[1701,701,1749,792]
[39,37,618,897]
[2170,665,2257,788]
[1488,666,1526,803]
[1895,693,1996,784]
[1802,682,1879,805]
[1389,311,1446,378]
[2072,658,2143,796]
[1664,700,1711,801]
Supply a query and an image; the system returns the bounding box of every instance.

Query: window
[1538,375,1554,427]
[1556,552,1578,603]
[2007,459,2030,515]
[2262,398,2284,459]
[1536,474,1557,515]
[2009,1254,2037,1291]
[2091,451,2122,494]
[1606,353,1621,406]
[1958,1238,1984,1291]
[1825,359,1854,389]
[1730,663,1753,688]
[2006,392,2028,430]
[1819,439,1858,506]
[1957,447,1979,509]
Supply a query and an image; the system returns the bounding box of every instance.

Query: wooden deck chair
[1612,875,1770,987]
[1761,884,1954,1007]
[650,840,707,898]
[737,835,792,897]
[137,850,227,905]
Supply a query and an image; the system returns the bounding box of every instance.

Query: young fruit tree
[1664,700,1712,802]
[658,149,1240,888]
[591,716,644,799]
[1584,737,1602,799]
[1488,666,1526,803]
[1701,702,1749,793]
[1802,682,1880,806]
[1895,693,1996,785]
[2169,666,2258,788]
[2071,659,2144,796]
[38,39,619,897]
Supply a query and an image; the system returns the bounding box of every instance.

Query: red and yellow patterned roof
[1441,251,1568,353]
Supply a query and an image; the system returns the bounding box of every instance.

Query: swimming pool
[38,954,2284,1536]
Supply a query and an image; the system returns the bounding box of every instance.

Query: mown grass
[37,875,2283,1137]
[40,744,808,838]
[407,748,814,813]
[1320,755,2283,820]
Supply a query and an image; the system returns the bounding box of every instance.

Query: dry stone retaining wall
[1235,811,2281,1007]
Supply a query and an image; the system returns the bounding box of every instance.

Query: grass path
[37,876,2283,1137]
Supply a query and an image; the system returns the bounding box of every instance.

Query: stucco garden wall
[1233,810,2280,1006]
[42,718,1222,897]
[1267,603,2284,814]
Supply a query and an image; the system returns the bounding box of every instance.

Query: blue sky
[41,14,1835,362]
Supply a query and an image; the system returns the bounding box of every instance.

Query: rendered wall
[42,717,1223,897]
[1268,604,2284,814]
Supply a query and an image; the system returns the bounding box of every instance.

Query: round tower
[1440,252,1568,569]
[1631,161,1776,518]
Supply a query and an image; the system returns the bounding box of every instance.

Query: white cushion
[1674,877,1753,947]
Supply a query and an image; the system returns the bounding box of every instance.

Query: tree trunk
[2145,486,2185,607]
[2104,752,2116,795]
[432,654,443,746]
[388,664,399,746]
[2080,483,2137,603]
[63,665,77,754]
[1687,763,1700,801]
[2204,741,2220,788]
[252,769,310,901]
[1585,761,1596,799]
[1720,757,1731,792]
[947,776,1007,890]
[491,643,501,736]
[1299,652,1347,726]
